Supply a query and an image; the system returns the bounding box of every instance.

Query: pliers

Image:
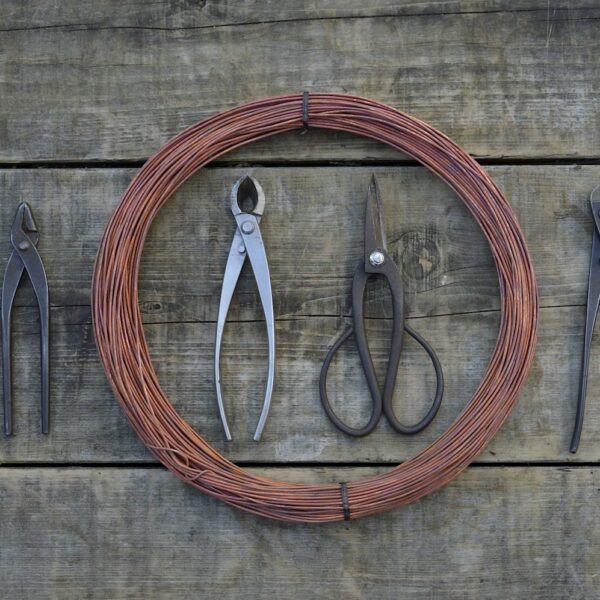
[214,176,275,441]
[2,203,49,435]
[571,185,600,452]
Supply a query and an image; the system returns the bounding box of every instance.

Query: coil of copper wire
[91,93,538,523]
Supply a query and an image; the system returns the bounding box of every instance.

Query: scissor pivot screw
[18,240,30,251]
[369,251,385,266]
[241,221,255,234]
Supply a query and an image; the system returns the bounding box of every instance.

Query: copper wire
[91,93,538,522]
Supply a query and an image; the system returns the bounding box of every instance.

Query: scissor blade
[2,252,25,436]
[214,228,248,441]
[234,213,275,441]
[365,175,387,258]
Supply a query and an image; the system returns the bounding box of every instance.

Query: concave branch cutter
[215,176,275,441]
[571,185,600,453]
[2,203,49,435]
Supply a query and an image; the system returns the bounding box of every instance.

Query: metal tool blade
[364,175,389,273]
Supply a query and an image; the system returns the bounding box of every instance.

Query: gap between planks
[1,157,600,170]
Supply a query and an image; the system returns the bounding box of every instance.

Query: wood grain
[0,4,596,596]
[0,2,598,162]
[0,164,596,463]
[1,164,597,321]
[0,302,596,463]
[0,466,597,599]
[2,0,594,29]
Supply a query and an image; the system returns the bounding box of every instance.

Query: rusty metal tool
[214,176,274,441]
[320,175,444,437]
[2,203,49,435]
[571,185,600,453]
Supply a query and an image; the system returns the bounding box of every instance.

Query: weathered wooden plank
[0,303,597,463]
[0,466,597,598]
[2,0,594,29]
[0,165,597,320]
[0,4,598,162]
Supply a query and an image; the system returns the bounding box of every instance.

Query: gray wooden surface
[0,1,598,598]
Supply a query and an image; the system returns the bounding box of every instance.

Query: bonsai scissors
[320,175,444,436]
[2,203,49,435]
[215,176,274,441]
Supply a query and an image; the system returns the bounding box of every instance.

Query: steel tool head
[11,202,39,249]
[231,176,266,217]
[11,202,37,234]
[364,175,388,267]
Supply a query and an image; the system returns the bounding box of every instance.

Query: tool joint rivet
[369,251,385,267]
[241,221,255,235]
[18,240,30,251]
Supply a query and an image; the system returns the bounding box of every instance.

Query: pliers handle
[571,187,600,452]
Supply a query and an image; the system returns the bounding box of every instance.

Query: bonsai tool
[214,176,275,441]
[571,185,600,453]
[320,175,444,437]
[2,203,49,435]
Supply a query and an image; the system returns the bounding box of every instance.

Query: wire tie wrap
[340,482,350,521]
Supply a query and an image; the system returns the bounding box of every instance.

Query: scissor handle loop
[319,326,383,437]
[320,260,444,436]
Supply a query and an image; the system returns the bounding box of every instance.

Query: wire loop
[92,93,538,523]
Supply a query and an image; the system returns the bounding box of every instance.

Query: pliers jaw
[230,175,265,218]
[11,203,38,247]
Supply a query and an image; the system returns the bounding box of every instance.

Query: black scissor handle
[373,259,444,434]
[383,323,444,434]
[319,263,400,437]
[319,325,382,437]
[319,266,391,436]
[320,260,444,436]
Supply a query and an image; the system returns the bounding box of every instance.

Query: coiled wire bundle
[91,93,538,522]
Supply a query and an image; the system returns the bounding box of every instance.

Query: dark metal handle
[319,267,384,437]
[320,261,444,436]
[571,225,600,453]
[384,323,444,434]
[364,258,443,434]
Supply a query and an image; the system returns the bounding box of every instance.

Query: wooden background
[1,1,599,597]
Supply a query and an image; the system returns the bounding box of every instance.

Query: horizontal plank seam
[2,157,600,170]
[8,302,587,324]
[0,8,573,35]
[0,461,597,469]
